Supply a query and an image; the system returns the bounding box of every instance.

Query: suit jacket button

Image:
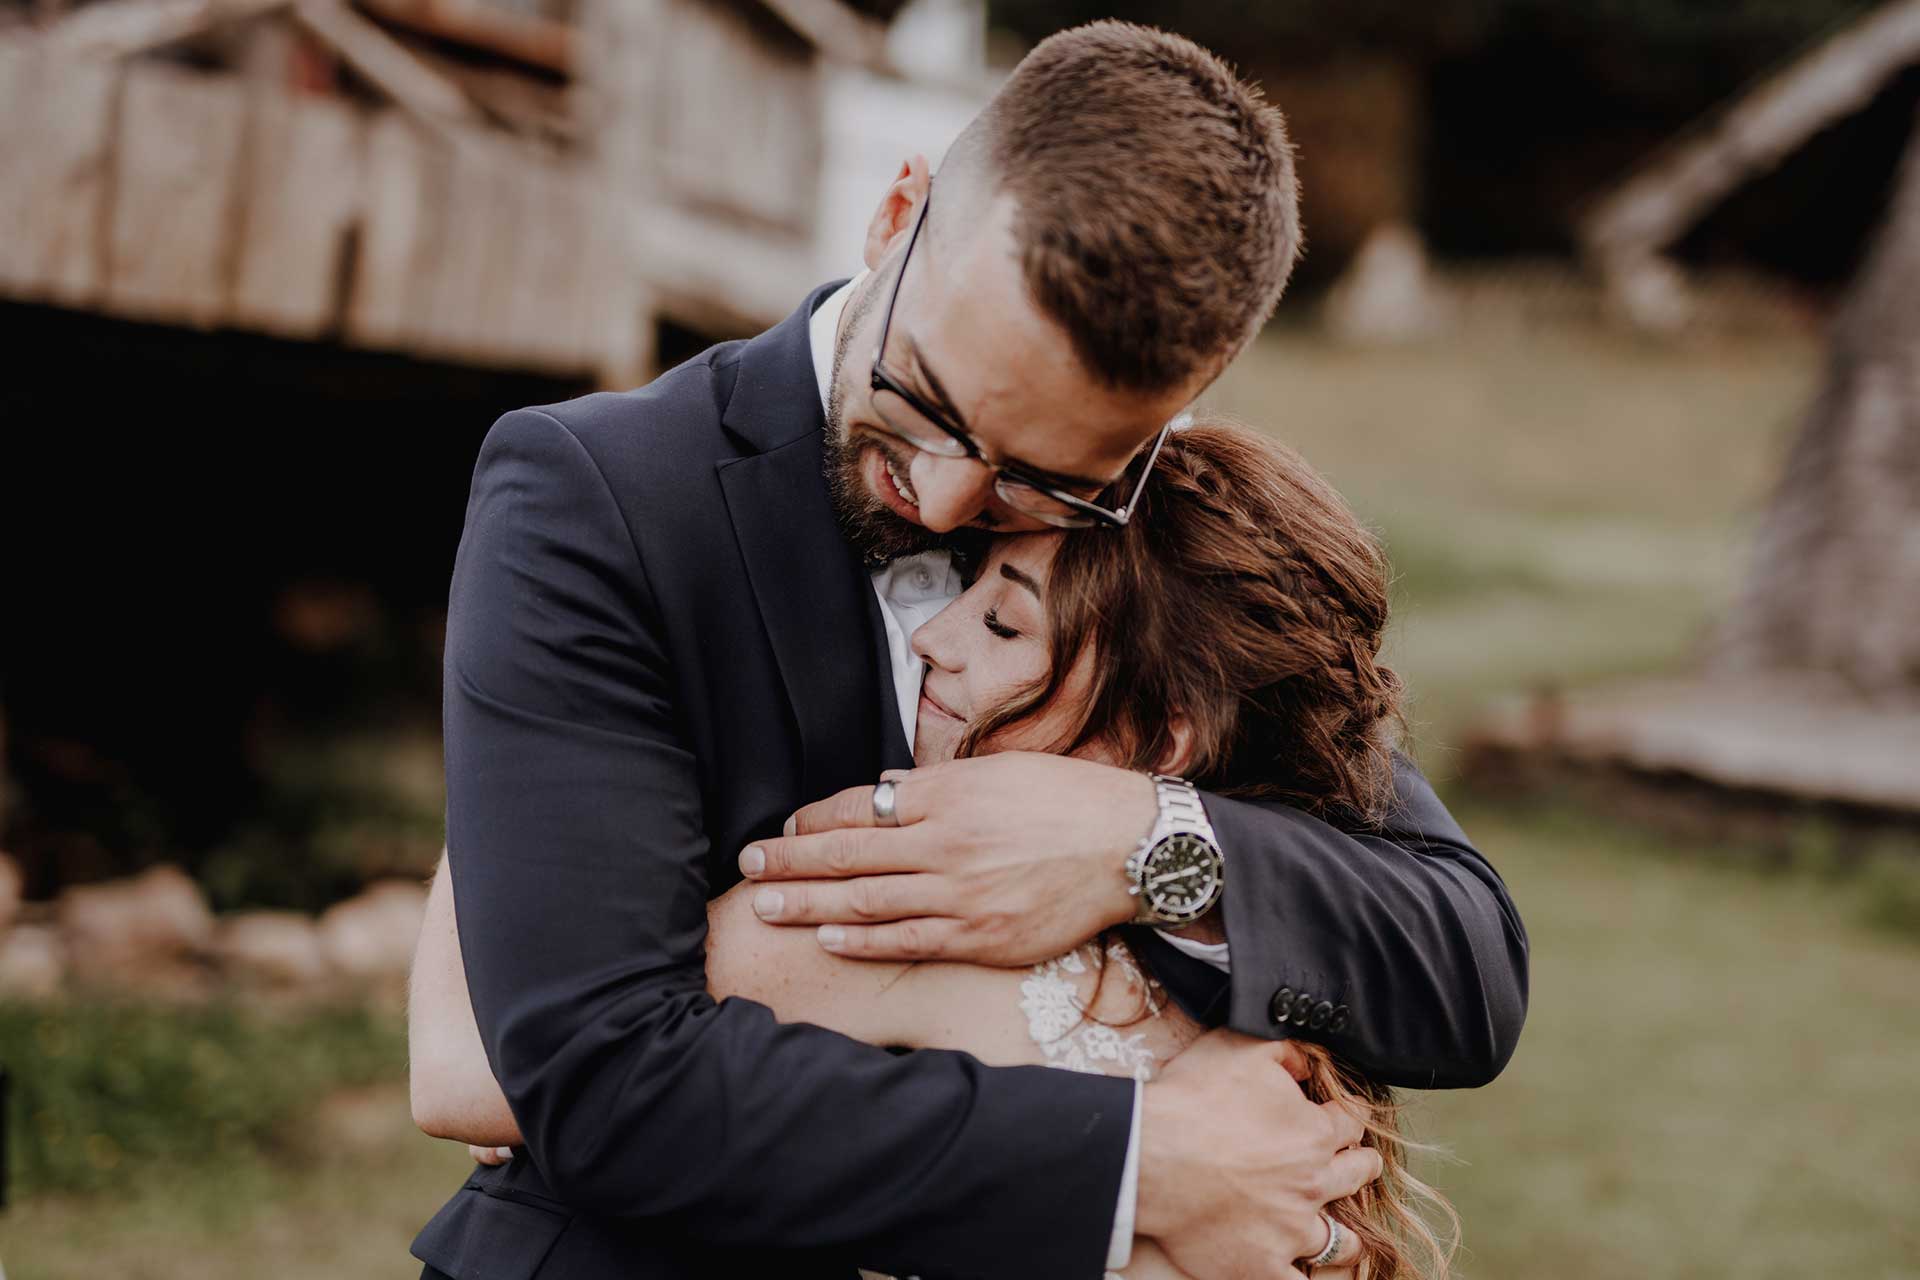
[1328,1004,1351,1032]
[1292,993,1316,1024]
[1310,1000,1334,1030]
[1270,987,1296,1024]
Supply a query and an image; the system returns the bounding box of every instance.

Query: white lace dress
[1017,936,1168,1082]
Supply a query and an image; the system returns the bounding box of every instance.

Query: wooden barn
[0,0,991,386]
[0,0,991,895]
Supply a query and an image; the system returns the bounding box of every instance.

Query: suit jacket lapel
[717,282,898,800]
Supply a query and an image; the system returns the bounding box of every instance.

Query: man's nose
[909,453,996,533]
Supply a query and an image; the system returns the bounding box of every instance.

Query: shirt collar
[808,272,867,417]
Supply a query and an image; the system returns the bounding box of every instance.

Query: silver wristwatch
[1125,774,1225,926]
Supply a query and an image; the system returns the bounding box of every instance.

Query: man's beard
[821,279,970,565]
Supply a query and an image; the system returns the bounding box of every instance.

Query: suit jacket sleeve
[443,408,1133,1276]
[1203,760,1530,1089]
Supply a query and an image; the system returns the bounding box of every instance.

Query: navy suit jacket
[413,283,1529,1280]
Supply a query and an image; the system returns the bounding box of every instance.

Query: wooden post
[1713,110,1920,693]
[229,72,366,337]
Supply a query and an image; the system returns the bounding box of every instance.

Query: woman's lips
[919,685,963,723]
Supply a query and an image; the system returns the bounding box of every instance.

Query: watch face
[1144,833,1222,922]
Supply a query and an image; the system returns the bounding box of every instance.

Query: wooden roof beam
[290,0,484,133]
[354,0,574,76]
[1581,0,1920,264]
[4,0,292,60]
[759,0,893,72]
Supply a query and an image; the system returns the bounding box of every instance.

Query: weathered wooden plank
[346,115,605,374]
[417,135,512,361]
[358,0,576,77]
[291,0,482,134]
[656,0,821,232]
[1467,676,1920,816]
[542,171,611,370]
[103,62,249,327]
[1583,0,1920,261]
[8,0,290,62]
[485,154,602,372]
[634,198,816,331]
[468,143,536,365]
[0,46,117,306]
[230,87,365,338]
[344,109,446,351]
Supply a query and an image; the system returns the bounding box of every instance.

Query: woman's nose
[909,452,996,533]
[910,605,961,671]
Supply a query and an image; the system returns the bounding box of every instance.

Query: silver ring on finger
[1305,1214,1343,1268]
[871,779,900,827]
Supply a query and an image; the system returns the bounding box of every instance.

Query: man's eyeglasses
[866,185,1170,529]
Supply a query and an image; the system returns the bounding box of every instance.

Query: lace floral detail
[1019,938,1165,1083]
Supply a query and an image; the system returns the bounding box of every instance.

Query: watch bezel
[1136,829,1224,925]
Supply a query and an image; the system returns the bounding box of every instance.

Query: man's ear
[1152,715,1199,779]
[862,154,932,271]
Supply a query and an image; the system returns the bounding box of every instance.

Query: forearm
[408,853,521,1147]
[1203,757,1529,1086]
[409,878,923,1150]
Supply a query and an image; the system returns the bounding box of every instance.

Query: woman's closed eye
[982,606,1021,640]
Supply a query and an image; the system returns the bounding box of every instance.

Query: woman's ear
[862,153,932,271]
[1152,714,1199,778]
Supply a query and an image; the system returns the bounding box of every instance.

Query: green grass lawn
[1410,800,1920,1278]
[8,321,1917,1279]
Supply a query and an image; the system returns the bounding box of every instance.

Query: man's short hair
[949,20,1301,393]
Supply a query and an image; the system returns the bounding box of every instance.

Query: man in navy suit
[414,21,1527,1280]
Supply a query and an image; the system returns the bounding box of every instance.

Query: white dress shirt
[808,276,1234,1270]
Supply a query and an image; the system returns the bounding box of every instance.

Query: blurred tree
[1716,110,1920,690]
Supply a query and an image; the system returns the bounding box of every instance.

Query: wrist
[1132,1082,1188,1241]
[1126,775,1225,927]
[1165,907,1227,945]
[1098,769,1159,927]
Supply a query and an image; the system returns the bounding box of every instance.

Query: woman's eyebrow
[998,562,1043,602]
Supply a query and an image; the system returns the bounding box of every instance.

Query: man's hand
[736,753,1155,965]
[1138,1029,1380,1279]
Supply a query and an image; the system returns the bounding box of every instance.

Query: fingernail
[817,925,846,948]
[782,814,797,837]
[496,1147,513,1160]
[740,846,765,875]
[752,888,784,919]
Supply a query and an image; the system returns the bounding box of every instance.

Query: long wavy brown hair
[961,417,1455,1279]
